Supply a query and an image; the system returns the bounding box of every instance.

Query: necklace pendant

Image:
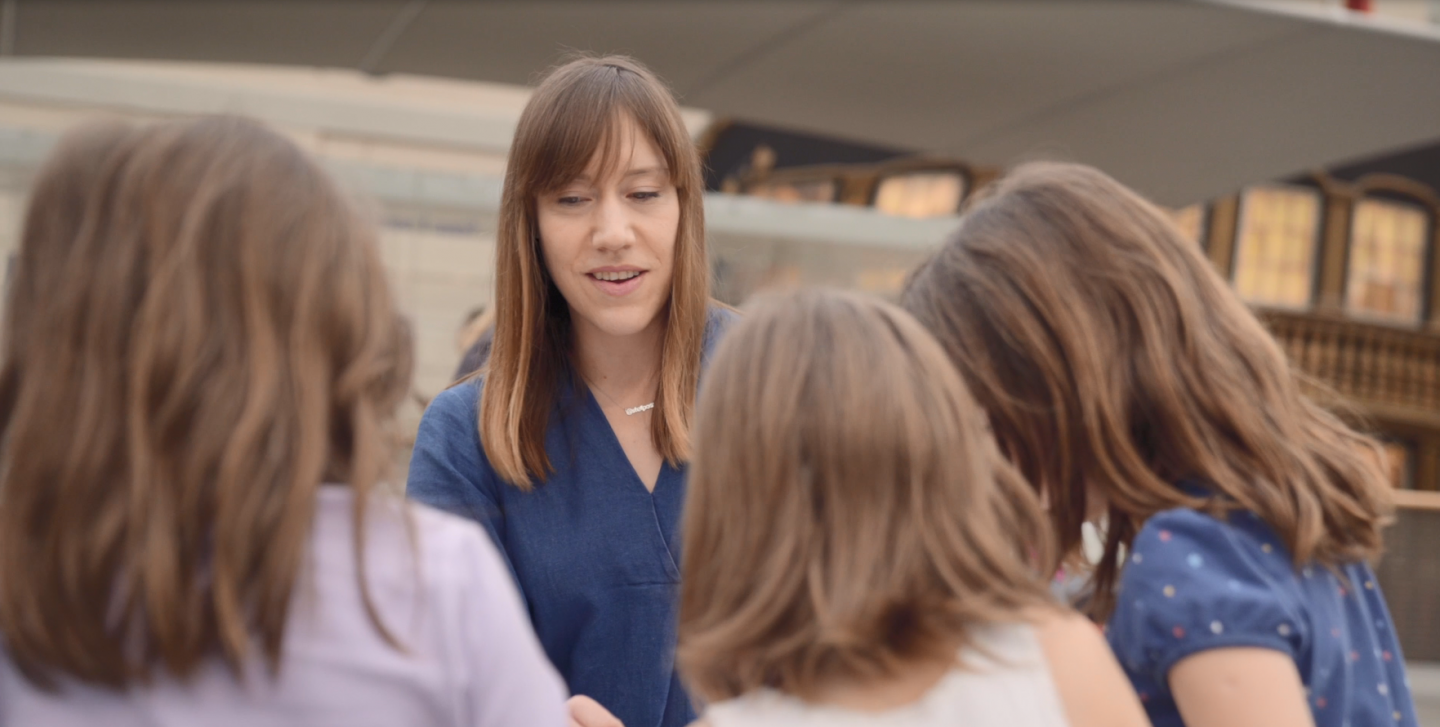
[625,402,655,416]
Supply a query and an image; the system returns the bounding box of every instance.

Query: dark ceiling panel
[1323,137,1440,193]
[372,1,835,98]
[13,0,403,69]
[688,2,1304,158]
[5,0,1439,204]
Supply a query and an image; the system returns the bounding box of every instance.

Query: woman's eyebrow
[566,166,667,185]
[623,166,667,178]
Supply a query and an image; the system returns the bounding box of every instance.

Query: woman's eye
[557,196,584,205]
[631,191,661,201]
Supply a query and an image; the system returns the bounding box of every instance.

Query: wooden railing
[1395,489,1440,510]
[1261,311,1440,422]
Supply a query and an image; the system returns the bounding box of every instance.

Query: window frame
[1230,182,1326,312]
[1341,181,1437,329]
[1378,436,1418,490]
[1169,203,1211,250]
[747,176,841,205]
[867,165,970,219]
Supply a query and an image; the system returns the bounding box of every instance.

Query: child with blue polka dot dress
[903,162,1418,727]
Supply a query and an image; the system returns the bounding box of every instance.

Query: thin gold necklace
[583,374,655,416]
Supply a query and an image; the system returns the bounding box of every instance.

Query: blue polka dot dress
[1106,506,1418,727]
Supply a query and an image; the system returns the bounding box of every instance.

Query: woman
[407,55,732,727]
[453,305,495,379]
[902,162,1417,727]
[0,117,568,725]
[678,289,1150,727]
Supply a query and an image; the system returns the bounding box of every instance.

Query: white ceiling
[8,0,1440,205]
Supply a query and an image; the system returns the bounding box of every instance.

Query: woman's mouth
[591,270,641,282]
[588,269,646,296]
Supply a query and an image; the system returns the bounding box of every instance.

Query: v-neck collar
[576,382,685,577]
[577,382,677,497]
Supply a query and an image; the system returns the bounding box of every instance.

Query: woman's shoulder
[416,377,485,441]
[703,303,740,359]
[706,303,738,328]
[430,376,485,415]
[409,376,504,510]
[706,302,739,324]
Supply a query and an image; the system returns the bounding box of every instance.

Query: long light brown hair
[902,162,1393,620]
[0,116,413,688]
[480,55,709,488]
[678,289,1055,703]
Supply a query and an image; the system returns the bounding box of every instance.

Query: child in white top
[677,289,1150,727]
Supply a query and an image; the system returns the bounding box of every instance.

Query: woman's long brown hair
[0,116,413,688]
[679,289,1055,702]
[480,54,710,489]
[902,162,1392,621]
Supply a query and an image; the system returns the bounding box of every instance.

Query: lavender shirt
[0,487,569,727]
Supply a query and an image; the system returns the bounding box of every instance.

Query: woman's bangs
[531,98,677,195]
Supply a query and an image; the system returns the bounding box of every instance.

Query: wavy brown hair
[678,289,1055,703]
[0,116,413,688]
[902,162,1393,620]
[480,54,709,489]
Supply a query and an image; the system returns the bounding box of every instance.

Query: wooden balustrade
[1261,311,1440,423]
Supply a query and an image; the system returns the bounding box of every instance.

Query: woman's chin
[573,306,665,341]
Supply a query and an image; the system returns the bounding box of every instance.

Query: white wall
[0,59,951,462]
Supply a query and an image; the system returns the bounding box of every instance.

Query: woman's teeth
[592,271,641,281]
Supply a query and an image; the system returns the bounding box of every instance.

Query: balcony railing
[1262,310,1440,423]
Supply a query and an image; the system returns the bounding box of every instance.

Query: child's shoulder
[1110,507,1310,685]
[1133,505,1285,565]
[1121,505,1304,633]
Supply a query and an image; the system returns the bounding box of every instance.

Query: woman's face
[536,116,679,341]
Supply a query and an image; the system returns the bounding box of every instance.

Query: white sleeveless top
[703,623,1069,727]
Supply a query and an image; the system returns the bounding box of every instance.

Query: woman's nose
[591,195,634,250]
